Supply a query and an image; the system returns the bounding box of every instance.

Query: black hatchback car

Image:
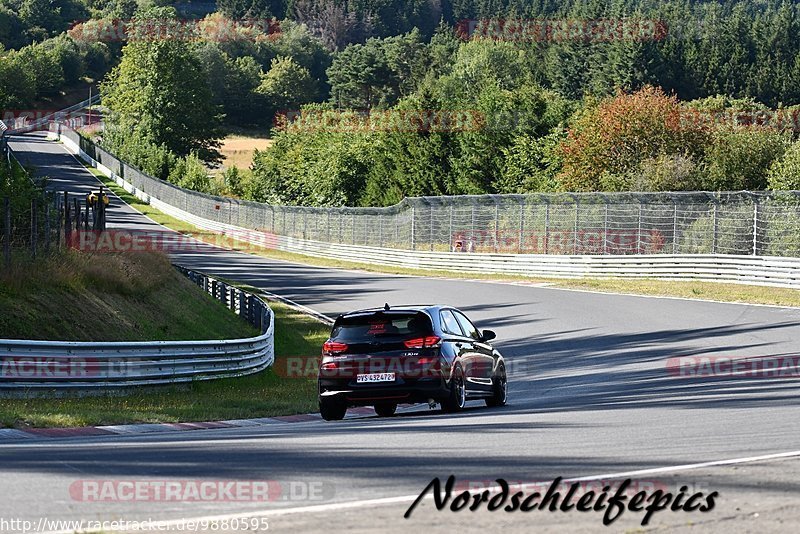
[317,305,508,420]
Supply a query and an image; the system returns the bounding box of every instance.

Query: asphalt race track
[3,132,800,533]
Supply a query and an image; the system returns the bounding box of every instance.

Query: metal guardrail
[56,125,800,288]
[0,267,274,390]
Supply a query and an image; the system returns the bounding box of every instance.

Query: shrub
[767,141,800,190]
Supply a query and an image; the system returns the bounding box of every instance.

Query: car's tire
[374,402,397,417]
[442,365,466,413]
[485,366,508,407]
[319,397,347,421]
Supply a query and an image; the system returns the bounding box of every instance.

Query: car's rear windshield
[331,311,432,343]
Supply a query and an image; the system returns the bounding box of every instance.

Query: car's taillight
[322,341,348,354]
[404,336,441,349]
[320,361,339,370]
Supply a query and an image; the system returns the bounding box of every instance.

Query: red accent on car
[403,336,442,349]
[322,341,348,354]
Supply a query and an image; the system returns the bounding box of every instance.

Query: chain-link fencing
[59,124,800,258]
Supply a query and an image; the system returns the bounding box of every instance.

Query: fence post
[672,201,678,254]
[3,197,9,268]
[64,192,71,247]
[327,210,331,243]
[411,206,416,250]
[518,199,524,254]
[379,213,383,247]
[44,198,50,254]
[430,205,434,252]
[544,202,550,254]
[573,198,579,255]
[30,198,37,259]
[493,202,499,253]
[351,212,356,245]
[752,198,759,256]
[603,200,609,255]
[637,200,643,255]
[712,202,719,254]
[449,205,454,252]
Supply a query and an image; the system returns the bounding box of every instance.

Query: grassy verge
[87,164,800,308]
[0,302,328,428]
[0,250,257,341]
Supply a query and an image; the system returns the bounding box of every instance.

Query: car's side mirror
[481,329,496,342]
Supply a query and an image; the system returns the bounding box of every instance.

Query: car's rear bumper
[318,376,449,406]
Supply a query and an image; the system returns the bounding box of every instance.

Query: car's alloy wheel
[443,366,466,412]
[320,397,347,421]
[486,367,507,407]
[374,402,397,417]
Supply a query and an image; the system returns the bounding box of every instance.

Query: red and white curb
[0,405,419,441]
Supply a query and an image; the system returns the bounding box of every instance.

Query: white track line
[42,448,800,533]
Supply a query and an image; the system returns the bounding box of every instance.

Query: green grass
[0,250,258,341]
[0,302,328,428]
[87,163,800,308]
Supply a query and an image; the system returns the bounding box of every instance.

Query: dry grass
[219,134,274,171]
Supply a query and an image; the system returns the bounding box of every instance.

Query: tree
[100,7,223,163]
[216,0,285,19]
[557,86,710,192]
[256,55,317,110]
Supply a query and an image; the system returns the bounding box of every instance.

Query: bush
[705,128,790,190]
[765,209,800,257]
[767,141,800,190]
[628,153,706,192]
[168,153,213,194]
[679,209,753,254]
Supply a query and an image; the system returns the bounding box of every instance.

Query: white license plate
[356,373,396,383]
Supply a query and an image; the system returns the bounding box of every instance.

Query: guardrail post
[238,291,245,317]
[3,197,9,268]
[229,286,236,310]
[211,279,217,300]
[219,282,227,305]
